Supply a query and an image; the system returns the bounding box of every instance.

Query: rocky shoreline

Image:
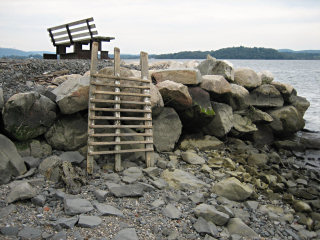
[0,57,320,240]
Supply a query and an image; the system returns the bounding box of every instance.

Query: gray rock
[55,216,79,229]
[0,134,27,184]
[234,67,261,90]
[203,102,233,137]
[59,151,84,164]
[0,226,19,236]
[64,198,94,216]
[93,189,108,202]
[246,106,273,123]
[293,96,310,117]
[179,135,223,151]
[150,83,164,115]
[258,70,274,84]
[2,92,57,141]
[204,235,218,240]
[216,205,234,218]
[77,215,102,228]
[112,228,139,240]
[0,205,16,218]
[189,192,205,204]
[15,167,37,180]
[29,139,52,158]
[249,84,284,107]
[45,113,88,151]
[150,178,168,189]
[245,201,259,211]
[122,167,143,183]
[162,204,182,219]
[247,153,269,168]
[157,80,193,111]
[161,169,209,191]
[225,84,250,110]
[142,167,161,180]
[18,226,42,240]
[51,231,67,240]
[212,177,253,201]
[212,60,235,82]
[197,55,217,75]
[7,182,37,203]
[153,107,182,152]
[108,183,145,197]
[194,203,230,226]
[233,114,257,133]
[181,151,206,165]
[152,69,202,85]
[38,155,62,183]
[193,217,218,237]
[200,75,231,95]
[23,156,41,169]
[31,195,46,206]
[52,75,89,114]
[151,199,165,208]
[227,218,258,238]
[93,202,124,217]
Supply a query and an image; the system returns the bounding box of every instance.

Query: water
[140,59,320,132]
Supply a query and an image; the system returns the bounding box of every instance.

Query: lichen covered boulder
[2,92,57,141]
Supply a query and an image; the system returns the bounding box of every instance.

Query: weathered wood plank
[91,107,151,113]
[90,81,150,90]
[89,124,153,129]
[140,51,154,168]
[86,41,99,175]
[89,140,153,146]
[51,24,96,37]
[94,90,150,97]
[89,148,154,155]
[90,99,151,105]
[90,116,152,121]
[114,47,121,172]
[91,74,151,83]
[90,133,153,137]
[49,17,94,31]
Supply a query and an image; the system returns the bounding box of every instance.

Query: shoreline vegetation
[1,46,320,60]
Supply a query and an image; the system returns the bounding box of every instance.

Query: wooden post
[140,51,154,167]
[87,41,99,174]
[114,47,122,171]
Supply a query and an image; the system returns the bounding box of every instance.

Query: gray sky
[0,0,320,54]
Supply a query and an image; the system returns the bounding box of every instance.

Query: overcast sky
[0,0,319,54]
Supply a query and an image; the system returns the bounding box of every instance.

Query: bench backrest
[48,17,98,46]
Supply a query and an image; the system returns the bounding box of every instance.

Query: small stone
[122,167,143,183]
[227,218,258,238]
[189,192,205,204]
[193,217,218,237]
[194,203,230,226]
[51,231,67,240]
[112,228,139,240]
[245,201,259,210]
[181,151,206,165]
[150,178,168,189]
[0,226,19,236]
[151,199,165,208]
[7,182,37,203]
[108,183,145,197]
[216,205,234,218]
[55,216,79,229]
[143,167,161,180]
[93,189,108,202]
[77,215,102,228]
[23,156,41,169]
[64,198,93,216]
[59,151,84,164]
[163,204,181,219]
[93,202,124,217]
[18,226,42,240]
[293,200,312,213]
[0,204,16,218]
[31,195,46,207]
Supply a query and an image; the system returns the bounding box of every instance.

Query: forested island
[150,46,320,60]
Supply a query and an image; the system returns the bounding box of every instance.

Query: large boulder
[224,84,250,110]
[161,169,209,191]
[178,87,215,131]
[234,68,261,90]
[200,75,231,96]
[212,177,253,201]
[0,87,4,109]
[292,96,310,117]
[197,55,217,75]
[246,106,273,123]
[212,60,235,82]
[45,113,88,151]
[268,106,305,135]
[248,84,284,108]
[151,69,202,85]
[0,134,27,184]
[203,102,233,137]
[52,74,82,86]
[2,92,57,141]
[258,70,274,84]
[52,75,89,114]
[150,84,164,116]
[153,107,182,152]
[271,81,296,103]
[156,80,192,111]
[233,114,257,133]
[179,135,223,151]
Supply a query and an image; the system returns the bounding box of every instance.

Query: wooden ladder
[87,42,154,173]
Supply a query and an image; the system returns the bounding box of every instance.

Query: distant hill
[0,47,52,59]
[152,46,320,60]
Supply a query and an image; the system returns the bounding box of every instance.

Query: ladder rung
[91,107,151,113]
[88,140,153,146]
[89,148,154,155]
[91,73,151,83]
[90,133,153,137]
[89,124,153,129]
[91,81,151,90]
[90,99,151,105]
[90,116,152,121]
[94,90,150,97]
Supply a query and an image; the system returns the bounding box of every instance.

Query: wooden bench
[44,17,115,59]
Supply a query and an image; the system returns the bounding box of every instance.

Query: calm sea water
[127,59,320,132]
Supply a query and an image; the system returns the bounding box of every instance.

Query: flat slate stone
[108,184,145,197]
[77,215,102,228]
[163,204,182,219]
[51,231,67,240]
[7,182,37,203]
[18,226,42,240]
[59,151,84,164]
[112,228,139,240]
[193,217,219,237]
[55,216,79,229]
[93,189,108,202]
[64,198,94,216]
[0,226,19,236]
[93,202,124,217]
